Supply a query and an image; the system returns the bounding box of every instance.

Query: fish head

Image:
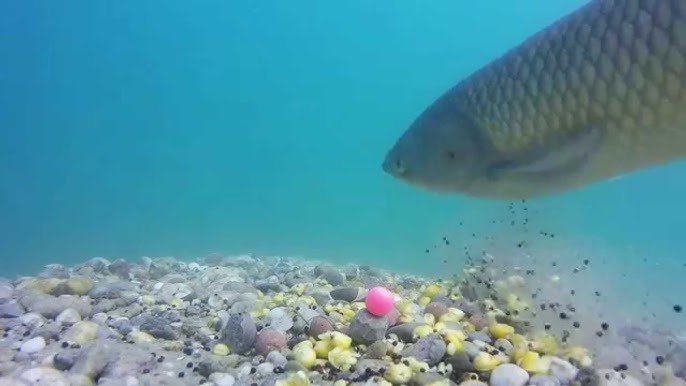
[382,96,493,194]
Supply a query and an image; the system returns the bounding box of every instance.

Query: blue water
[1,0,685,312]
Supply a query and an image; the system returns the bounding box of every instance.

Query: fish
[382,0,686,200]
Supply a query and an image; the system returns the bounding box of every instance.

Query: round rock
[348,309,389,345]
[221,313,257,355]
[489,364,530,386]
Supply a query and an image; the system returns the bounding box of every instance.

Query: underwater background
[1,0,684,330]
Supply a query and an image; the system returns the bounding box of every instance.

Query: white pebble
[18,313,45,329]
[490,363,530,386]
[549,357,578,384]
[256,362,275,376]
[91,312,109,325]
[19,337,46,354]
[209,372,235,386]
[20,367,68,386]
[56,308,82,326]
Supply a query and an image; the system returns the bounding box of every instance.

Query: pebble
[330,287,359,302]
[0,301,24,318]
[19,367,69,386]
[108,259,131,278]
[255,328,287,354]
[489,364,530,386]
[19,337,46,354]
[265,307,293,332]
[549,357,578,384]
[221,313,257,355]
[63,321,98,345]
[209,372,236,386]
[348,309,389,345]
[528,375,562,386]
[399,333,446,365]
[266,351,288,368]
[314,264,344,286]
[55,308,82,326]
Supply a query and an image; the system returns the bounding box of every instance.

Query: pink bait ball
[365,286,395,316]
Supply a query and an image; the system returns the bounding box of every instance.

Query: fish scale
[454,0,686,157]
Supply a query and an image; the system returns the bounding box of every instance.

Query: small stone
[549,357,578,384]
[255,328,287,354]
[108,259,131,278]
[20,367,69,386]
[308,316,333,337]
[56,308,82,326]
[52,277,94,296]
[424,302,449,319]
[285,360,307,373]
[109,317,133,335]
[365,340,388,359]
[314,265,344,286]
[221,313,257,355]
[63,321,98,345]
[494,338,513,355]
[139,315,179,340]
[53,350,78,370]
[528,375,561,386]
[412,372,457,386]
[330,287,359,302]
[256,362,275,376]
[19,336,46,354]
[458,381,488,386]
[387,323,424,342]
[446,351,475,373]
[208,373,235,386]
[0,301,24,318]
[399,333,446,365]
[266,351,287,368]
[489,364,530,386]
[265,307,293,333]
[467,331,492,344]
[348,309,389,345]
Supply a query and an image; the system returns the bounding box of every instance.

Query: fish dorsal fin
[489,125,602,179]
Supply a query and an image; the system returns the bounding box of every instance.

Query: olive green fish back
[455,0,686,167]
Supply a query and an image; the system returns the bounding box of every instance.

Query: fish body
[383,0,686,199]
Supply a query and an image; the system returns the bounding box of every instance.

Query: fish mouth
[382,153,407,178]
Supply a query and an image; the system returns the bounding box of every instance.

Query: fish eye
[394,159,406,174]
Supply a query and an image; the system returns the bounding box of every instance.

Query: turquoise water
[1,0,685,323]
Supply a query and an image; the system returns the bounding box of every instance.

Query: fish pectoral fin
[489,126,602,178]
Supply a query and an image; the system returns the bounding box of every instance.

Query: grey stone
[265,307,293,333]
[528,375,562,386]
[489,364,530,386]
[549,357,578,385]
[139,315,179,340]
[348,309,388,345]
[88,281,137,299]
[400,333,447,365]
[70,344,119,379]
[445,351,474,373]
[330,287,359,302]
[54,349,79,370]
[365,341,388,359]
[109,317,133,335]
[468,331,492,344]
[387,323,424,342]
[494,338,513,355]
[24,295,92,319]
[266,351,287,368]
[108,259,131,278]
[221,313,257,355]
[0,301,24,318]
[255,276,281,293]
[411,372,458,386]
[314,265,344,286]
